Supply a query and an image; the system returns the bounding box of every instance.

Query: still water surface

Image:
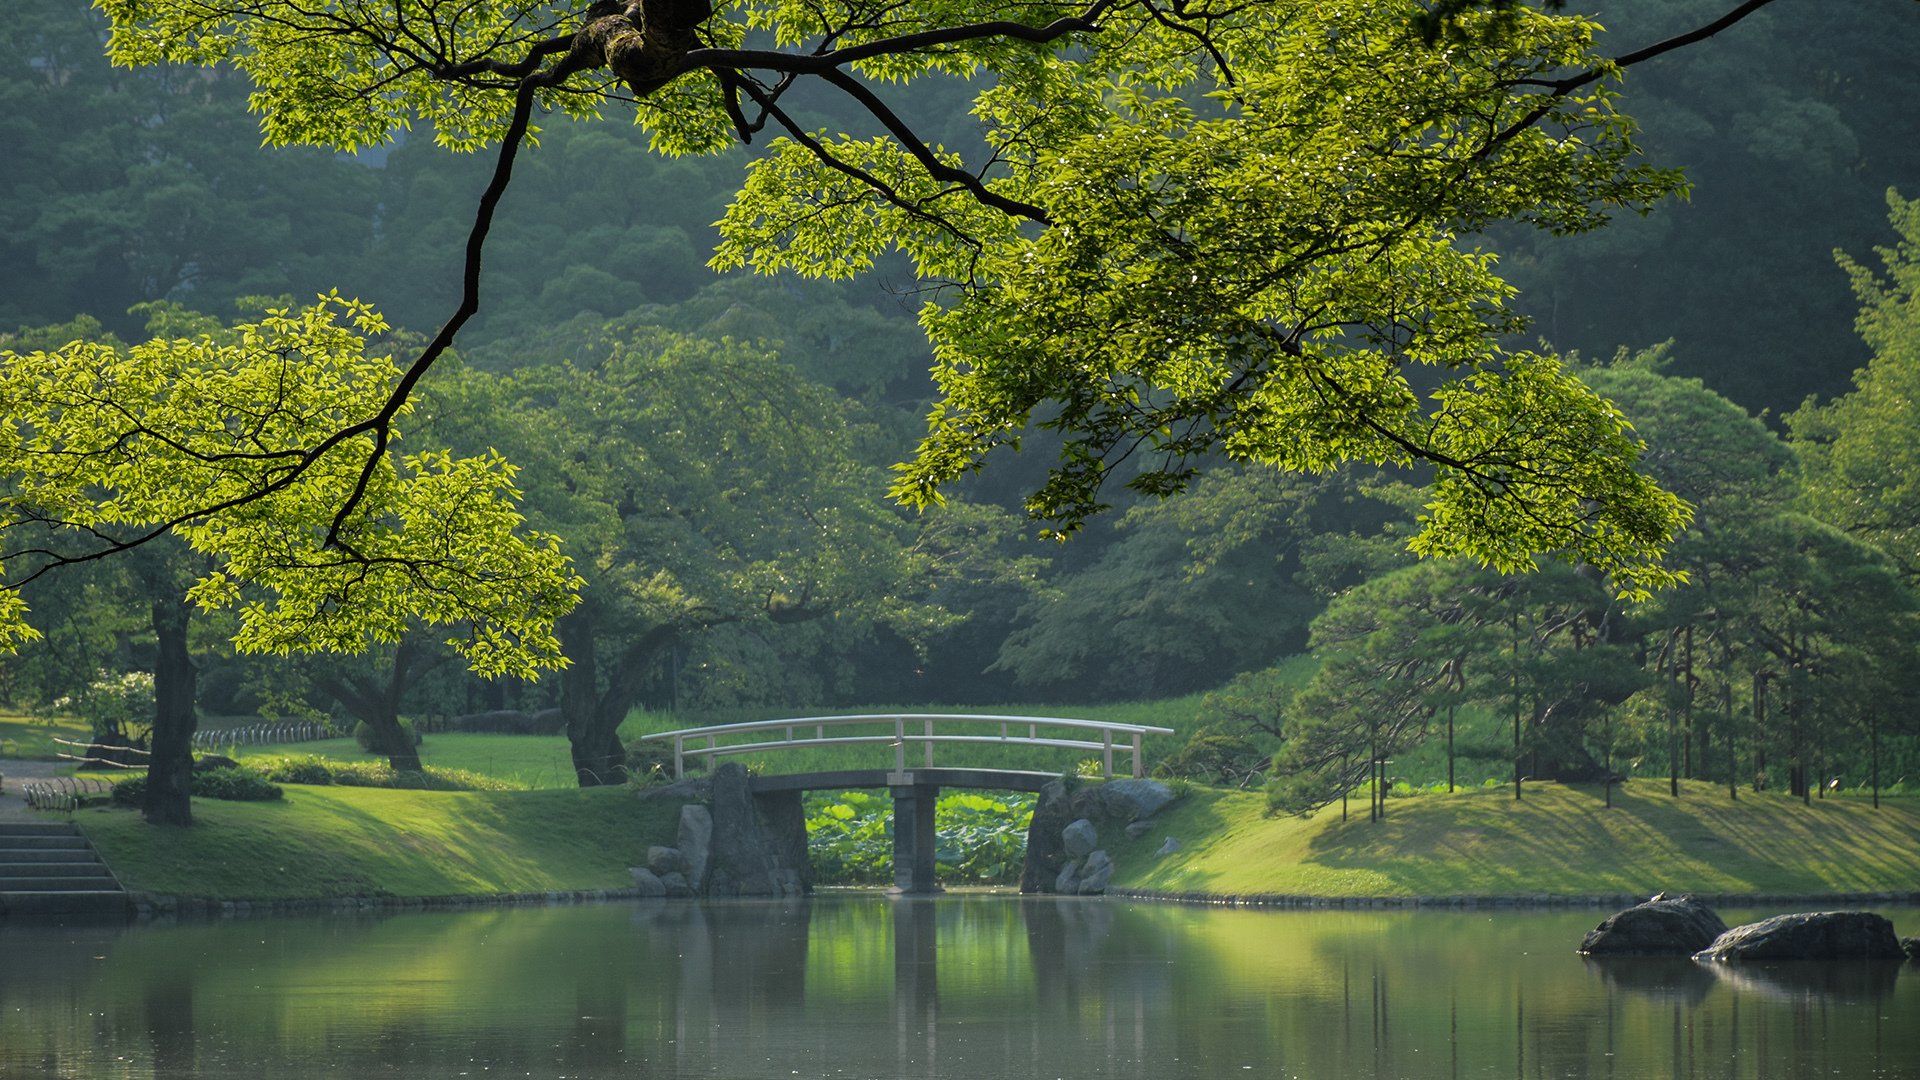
[1,896,1914,1079]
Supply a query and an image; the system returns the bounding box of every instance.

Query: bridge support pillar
[888,777,942,894]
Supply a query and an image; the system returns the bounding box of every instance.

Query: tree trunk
[1871,714,1881,810]
[1511,618,1523,802]
[143,599,197,826]
[316,638,437,772]
[559,610,677,788]
[373,719,423,773]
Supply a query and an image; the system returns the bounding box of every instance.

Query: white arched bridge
[637,713,1176,893]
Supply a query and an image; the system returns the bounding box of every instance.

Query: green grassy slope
[1108,780,1920,898]
[232,732,580,788]
[0,713,90,760]
[79,785,680,900]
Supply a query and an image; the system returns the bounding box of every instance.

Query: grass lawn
[0,712,91,760]
[233,732,581,788]
[79,784,680,900]
[1108,779,1920,898]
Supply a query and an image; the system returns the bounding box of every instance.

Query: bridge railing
[638,713,1177,780]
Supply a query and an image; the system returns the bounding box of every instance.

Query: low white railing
[639,713,1176,780]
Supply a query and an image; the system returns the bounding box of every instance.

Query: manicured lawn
[1110,779,1920,898]
[0,712,90,760]
[235,732,580,788]
[79,784,680,900]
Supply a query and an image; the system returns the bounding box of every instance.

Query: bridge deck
[642,712,1175,781]
[748,767,1060,794]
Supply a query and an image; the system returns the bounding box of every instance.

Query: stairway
[0,821,130,917]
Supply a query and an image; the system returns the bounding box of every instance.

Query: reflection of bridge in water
[631,896,1154,1079]
[639,714,1174,892]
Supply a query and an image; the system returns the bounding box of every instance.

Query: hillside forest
[4,0,1920,813]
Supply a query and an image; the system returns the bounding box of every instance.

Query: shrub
[54,670,156,740]
[1154,728,1268,787]
[624,742,676,785]
[192,767,284,801]
[804,790,1034,886]
[112,767,283,805]
[254,754,521,792]
[255,755,337,785]
[352,718,422,753]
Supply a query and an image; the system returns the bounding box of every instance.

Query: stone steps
[0,821,129,918]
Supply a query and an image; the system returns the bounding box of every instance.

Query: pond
[1,896,1914,1078]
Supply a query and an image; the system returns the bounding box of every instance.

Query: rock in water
[1579,895,1729,955]
[1694,911,1906,962]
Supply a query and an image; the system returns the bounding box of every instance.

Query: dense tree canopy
[58,0,1815,606]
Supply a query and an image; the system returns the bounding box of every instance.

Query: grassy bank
[0,713,89,760]
[1106,779,1920,899]
[66,773,1920,904]
[79,785,679,900]
[230,732,580,789]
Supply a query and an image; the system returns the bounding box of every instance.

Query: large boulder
[629,867,668,897]
[1694,911,1906,962]
[1022,777,1179,893]
[1579,895,1729,955]
[705,763,772,896]
[1077,778,1176,822]
[647,845,689,877]
[676,804,713,893]
[1062,818,1099,858]
[1077,850,1115,895]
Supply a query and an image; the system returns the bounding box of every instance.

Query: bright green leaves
[0,295,581,677]
[97,0,602,151]
[1411,354,1689,600]
[712,134,1022,282]
[1789,189,1920,580]
[870,1,1690,589]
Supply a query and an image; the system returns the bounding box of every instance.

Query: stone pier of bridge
[748,767,1059,895]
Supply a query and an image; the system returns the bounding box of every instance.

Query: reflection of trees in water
[4,903,1918,1078]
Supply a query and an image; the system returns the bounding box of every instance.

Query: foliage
[84,0,1745,606]
[52,670,156,741]
[112,765,283,804]
[353,717,422,753]
[857,4,1695,596]
[1791,189,1920,580]
[1154,730,1268,789]
[1495,0,1920,415]
[805,789,1033,886]
[0,295,581,675]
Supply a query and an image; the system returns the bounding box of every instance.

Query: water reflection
[0,898,1913,1079]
